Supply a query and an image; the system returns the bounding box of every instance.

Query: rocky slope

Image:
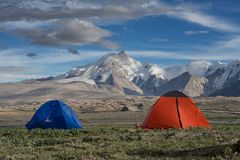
[55,51,165,95]
[157,72,207,97]
[210,80,240,96]
[18,51,240,97]
[205,60,240,95]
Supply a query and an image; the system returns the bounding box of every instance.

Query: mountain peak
[110,50,132,61]
[96,51,131,65]
[96,53,115,64]
[117,50,129,58]
[181,71,192,77]
[45,50,240,97]
[56,50,165,88]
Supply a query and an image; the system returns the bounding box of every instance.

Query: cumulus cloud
[0,0,238,51]
[163,60,211,79]
[15,20,118,49]
[187,60,211,76]
[0,0,238,33]
[165,65,186,80]
[0,0,168,22]
[0,0,240,83]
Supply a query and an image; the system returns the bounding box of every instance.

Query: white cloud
[184,30,209,35]
[15,20,118,49]
[129,50,194,59]
[0,48,109,82]
[215,36,240,49]
[0,73,46,83]
[0,65,44,82]
[126,35,240,61]
[187,60,211,76]
[164,65,186,80]
[0,0,239,52]
[164,60,211,79]
[0,66,34,73]
[167,10,239,32]
[0,1,240,82]
[0,48,108,66]
[0,49,28,66]
[127,47,240,60]
[123,26,132,32]
[0,20,51,29]
[0,0,237,34]
[196,36,240,58]
[0,1,167,22]
[150,38,170,42]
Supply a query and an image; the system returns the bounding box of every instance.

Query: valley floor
[0,125,239,160]
[0,96,239,159]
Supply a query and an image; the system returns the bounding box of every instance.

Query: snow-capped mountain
[164,60,212,80]
[210,81,240,96]
[55,51,165,95]
[205,61,226,77]
[205,60,240,95]
[52,51,240,97]
[56,51,165,82]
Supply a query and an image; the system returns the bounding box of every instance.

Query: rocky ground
[1,95,240,112]
[0,95,239,159]
[0,96,239,127]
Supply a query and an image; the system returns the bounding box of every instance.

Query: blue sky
[0,0,240,82]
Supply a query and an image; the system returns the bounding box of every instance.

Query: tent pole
[176,97,183,128]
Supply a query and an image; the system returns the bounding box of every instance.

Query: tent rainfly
[26,100,82,129]
[141,91,211,129]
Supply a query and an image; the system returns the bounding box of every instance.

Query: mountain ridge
[29,51,240,97]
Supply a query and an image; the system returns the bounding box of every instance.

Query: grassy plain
[0,125,239,160]
[0,96,239,159]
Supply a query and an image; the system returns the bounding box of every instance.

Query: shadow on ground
[129,140,240,158]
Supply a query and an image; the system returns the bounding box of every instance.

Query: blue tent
[26,100,82,129]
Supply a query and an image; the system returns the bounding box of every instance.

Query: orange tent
[141,91,211,129]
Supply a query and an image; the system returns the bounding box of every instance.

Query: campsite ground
[0,96,239,159]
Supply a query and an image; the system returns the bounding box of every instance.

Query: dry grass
[0,96,239,159]
[0,125,239,160]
